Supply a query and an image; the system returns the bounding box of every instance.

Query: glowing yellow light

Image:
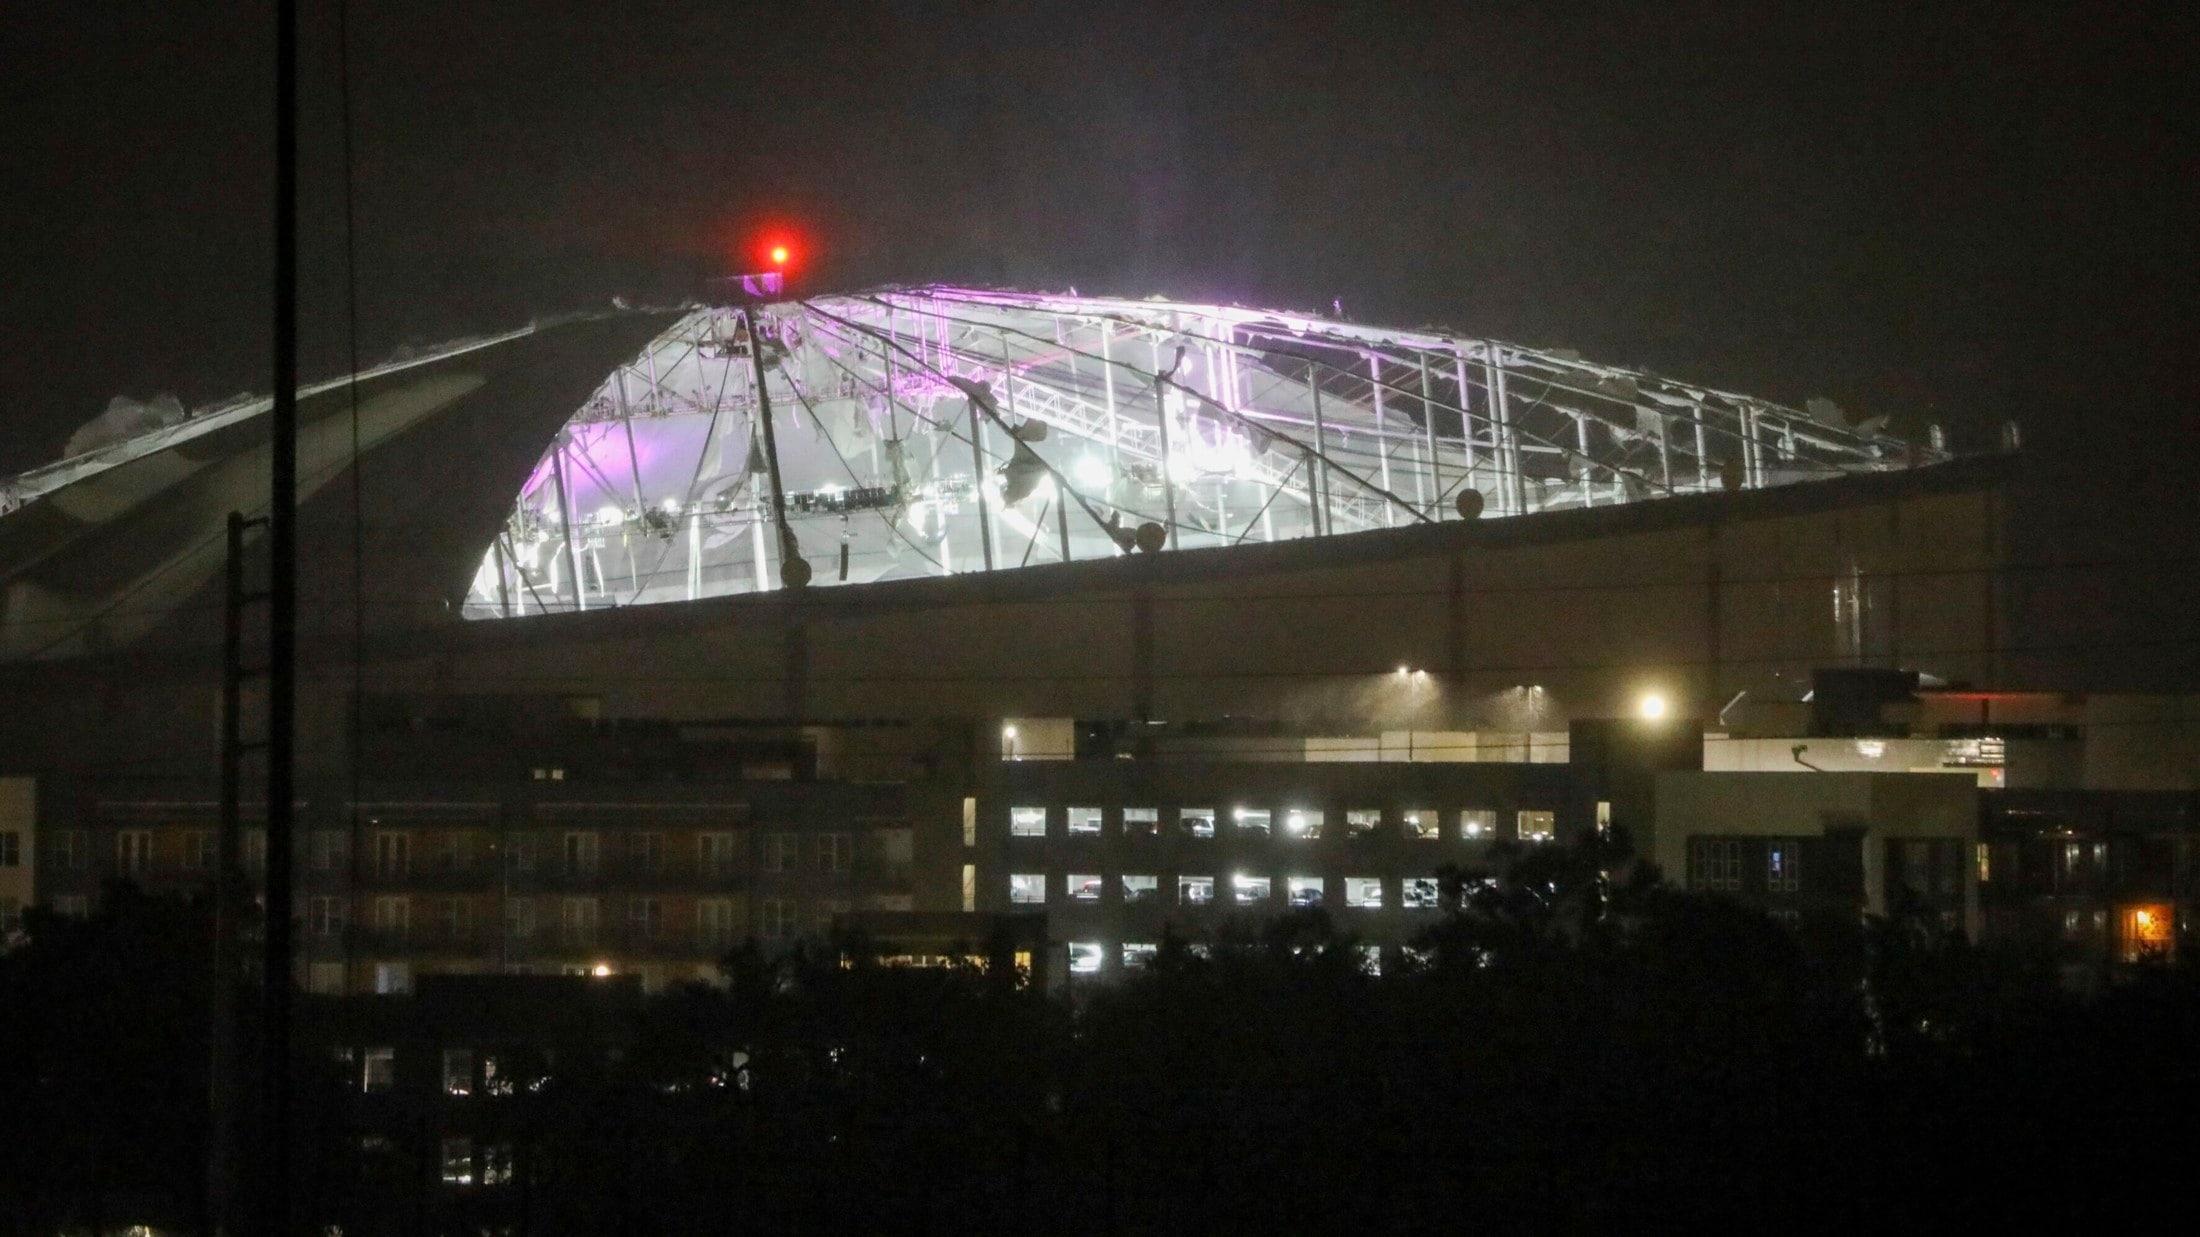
[2136,909,2154,928]
[591,963,612,977]
[769,245,790,266]
[1002,724,1018,739]
[1639,692,1668,720]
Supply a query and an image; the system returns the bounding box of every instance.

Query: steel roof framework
[463,286,1937,620]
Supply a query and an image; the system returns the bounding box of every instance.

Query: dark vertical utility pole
[209,512,267,1235]
[741,306,806,587]
[263,0,300,1230]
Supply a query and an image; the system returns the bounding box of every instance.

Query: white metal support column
[1452,348,1478,506]
[1419,357,1441,520]
[1370,353,1393,527]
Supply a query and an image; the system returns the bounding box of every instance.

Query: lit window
[1069,874,1103,902]
[2122,904,2174,962]
[1009,874,1047,905]
[1233,807,1272,835]
[443,1048,474,1097]
[1010,807,1048,838]
[1344,878,1384,908]
[1068,942,1103,974]
[1121,874,1159,903]
[1403,878,1440,909]
[1233,873,1272,904]
[1975,843,1991,884]
[1066,807,1102,836]
[362,1046,396,1091]
[1358,944,1382,976]
[1595,801,1612,834]
[441,1137,476,1187]
[1766,842,1800,893]
[1122,942,1159,969]
[1179,808,1216,839]
[1123,807,1160,836]
[1177,875,1215,905]
[1284,808,1324,839]
[1345,810,1382,837]
[961,797,977,847]
[480,1143,514,1186]
[1516,811,1556,843]
[960,864,976,913]
[1287,876,1324,907]
[1460,810,1496,840]
[1403,810,1440,840]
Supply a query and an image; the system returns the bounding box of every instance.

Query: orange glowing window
[2120,904,2174,963]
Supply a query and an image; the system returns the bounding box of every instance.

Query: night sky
[2,1,2191,479]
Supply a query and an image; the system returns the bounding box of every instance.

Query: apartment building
[32,769,937,994]
[974,757,1588,975]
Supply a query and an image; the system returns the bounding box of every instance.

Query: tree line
[2,834,2190,1234]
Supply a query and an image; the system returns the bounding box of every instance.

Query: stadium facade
[0,288,2194,993]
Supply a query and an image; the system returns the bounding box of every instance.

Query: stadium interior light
[1072,455,1112,489]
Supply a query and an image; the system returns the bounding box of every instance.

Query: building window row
[1687,837,1810,896]
[1009,804,1556,843]
[1066,940,1402,976]
[1012,872,1440,909]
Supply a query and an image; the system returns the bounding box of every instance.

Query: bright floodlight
[1072,455,1112,489]
[1639,692,1668,720]
[591,963,612,977]
[769,245,790,266]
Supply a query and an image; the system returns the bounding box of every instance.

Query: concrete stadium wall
[363,461,2011,736]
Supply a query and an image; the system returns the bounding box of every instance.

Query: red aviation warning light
[707,228,808,304]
